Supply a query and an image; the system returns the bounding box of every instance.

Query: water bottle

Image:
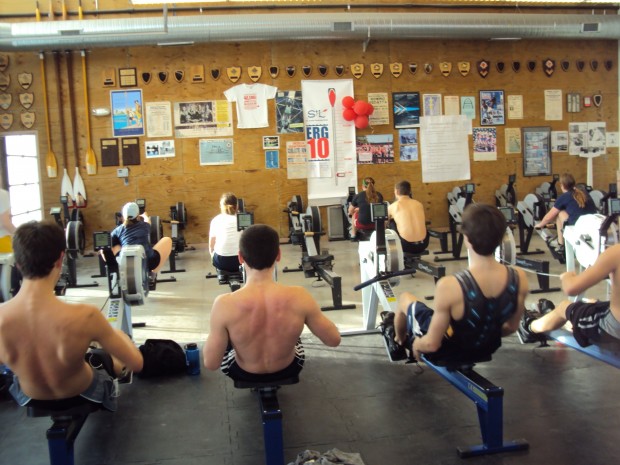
[184,343,200,376]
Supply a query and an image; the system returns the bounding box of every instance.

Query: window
[1,134,42,225]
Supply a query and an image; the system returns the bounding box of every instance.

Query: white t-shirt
[209,213,242,256]
[0,189,11,237]
[224,83,277,129]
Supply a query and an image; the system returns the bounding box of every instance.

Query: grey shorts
[9,366,118,412]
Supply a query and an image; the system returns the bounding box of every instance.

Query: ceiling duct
[0,12,618,51]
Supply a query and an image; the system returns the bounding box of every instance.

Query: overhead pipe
[0,12,618,51]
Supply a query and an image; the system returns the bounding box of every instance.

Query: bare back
[389,197,427,243]
[0,290,142,401]
[205,277,340,374]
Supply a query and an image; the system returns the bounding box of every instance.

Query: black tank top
[427,266,519,365]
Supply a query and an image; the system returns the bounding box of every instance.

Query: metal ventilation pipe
[0,12,618,51]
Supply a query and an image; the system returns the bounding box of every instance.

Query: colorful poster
[399,129,418,161]
[473,127,497,160]
[276,90,304,134]
[479,90,505,126]
[286,141,308,179]
[111,89,144,137]
[302,79,357,205]
[393,92,420,128]
[145,140,175,159]
[174,100,233,138]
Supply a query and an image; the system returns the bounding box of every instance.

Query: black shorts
[147,250,161,271]
[565,300,611,347]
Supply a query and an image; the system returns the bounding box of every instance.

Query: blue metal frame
[549,329,620,369]
[257,389,285,465]
[422,356,529,458]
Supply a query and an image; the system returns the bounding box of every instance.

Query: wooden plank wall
[0,33,617,243]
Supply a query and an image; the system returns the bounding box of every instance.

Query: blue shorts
[220,340,305,383]
[9,366,118,412]
[406,301,435,347]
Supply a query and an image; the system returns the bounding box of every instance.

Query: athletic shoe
[517,309,546,344]
[379,311,407,361]
[536,298,556,316]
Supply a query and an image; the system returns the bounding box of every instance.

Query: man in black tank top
[390,204,529,363]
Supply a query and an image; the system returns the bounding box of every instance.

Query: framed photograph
[392,92,420,129]
[523,127,551,177]
[479,90,505,126]
[118,68,137,88]
[262,135,280,149]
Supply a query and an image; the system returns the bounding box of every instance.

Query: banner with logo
[301,79,356,205]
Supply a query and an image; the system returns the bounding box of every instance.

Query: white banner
[302,79,357,205]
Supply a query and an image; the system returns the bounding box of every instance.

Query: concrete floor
[1,232,618,464]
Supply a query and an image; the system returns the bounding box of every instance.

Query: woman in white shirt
[209,193,243,273]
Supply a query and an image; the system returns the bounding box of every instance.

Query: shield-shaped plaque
[371,63,383,78]
[158,71,169,84]
[19,93,34,109]
[439,62,452,77]
[0,55,9,72]
[174,70,184,83]
[0,72,10,91]
[390,62,402,78]
[0,93,11,110]
[561,61,570,72]
[458,62,470,77]
[0,113,13,130]
[593,94,603,107]
[424,63,433,74]
[269,66,279,79]
[496,61,505,73]
[543,59,555,77]
[17,72,32,90]
[351,63,364,79]
[226,67,241,83]
[576,60,585,72]
[408,62,418,76]
[20,111,35,128]
[512,61,521,73]
[318,65,328,77]
[286,66,296,78]
[141,72,152,84]
[477,60,490,78]
[527,61,536,72]
[604,60,613,71]
[191,65,205,83]
[335,65,345,77]
[248,66,262,82]
[590,60,599,72]
[211,68,221,81]
[302,65,312,78]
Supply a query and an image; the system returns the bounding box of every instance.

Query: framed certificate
[119,68,138,88]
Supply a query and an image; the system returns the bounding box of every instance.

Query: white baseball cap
[122,202,140,220]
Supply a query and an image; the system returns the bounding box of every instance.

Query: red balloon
[341,96,355,109]
[354,115,369,129]
[342,108,357,121]
[366,103,375,116]
[353,100,369,115]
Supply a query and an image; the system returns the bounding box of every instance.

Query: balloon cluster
[341,96,374,129]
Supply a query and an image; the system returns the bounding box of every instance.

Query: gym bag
[137,339,187,378]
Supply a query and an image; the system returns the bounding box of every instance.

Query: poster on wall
[286,141,307,179]
[523,127,551,177]
[199,138,233,165]
[393,92,420,128]
[356,134,394,164]
[423,94,442,116]
[505,128,522,154]
[275,91,304,134]
[111,89,144,137]
[174,100,233,138]
[368,92,389,126]
[302,79,357,205]
[473,127,497,161]
[479,90,505,126]
[420,115,471,183]
[145,101,172,138]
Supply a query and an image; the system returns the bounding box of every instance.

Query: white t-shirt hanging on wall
[224,83,278,129]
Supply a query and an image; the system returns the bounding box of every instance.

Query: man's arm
[302,290,341,347]
[387,201,397,220]
[90,308,143,372]
[561,244,620,296]
[501,267,529,335]
[412,277,456,360]
[203,295,231,370]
